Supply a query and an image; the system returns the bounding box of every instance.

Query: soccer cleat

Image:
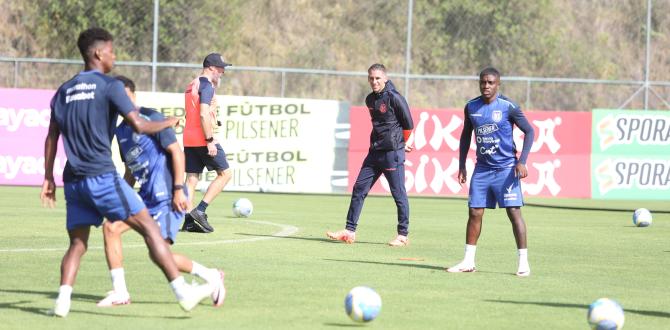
[388,235,409,247]
[189,209,214,233]
[446,261,477,273]
[53,298,71,317]
[211,270,226,307]
[326,229,356,244]
[180,213,195,232]
[516,264,531,277]
[179,283,214,312]
[96,290,131,307]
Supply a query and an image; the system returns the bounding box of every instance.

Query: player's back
[50,70,135,180]
[116,107,175,207]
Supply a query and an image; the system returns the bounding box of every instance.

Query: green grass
[1,186,669,329]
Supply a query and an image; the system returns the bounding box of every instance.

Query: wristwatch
[205,137,214,143]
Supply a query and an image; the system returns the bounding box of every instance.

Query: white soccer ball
[345,286,382,323]
[587,298,625,330]
[632,208,652,227]
[232,198,253,218]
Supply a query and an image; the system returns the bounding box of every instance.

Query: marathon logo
[476,123,499,135]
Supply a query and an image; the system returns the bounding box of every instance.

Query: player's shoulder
[198,77,213,90]
[497,94,521,110]
[139,107,164,121]
[464,96,482,110]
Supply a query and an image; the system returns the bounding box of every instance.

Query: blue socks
[196,201,209,212]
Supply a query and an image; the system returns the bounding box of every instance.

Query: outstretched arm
[122,110,179,135]
[41,117,60,208]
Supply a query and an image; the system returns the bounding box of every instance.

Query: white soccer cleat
[179,283,213,312]
[53,298,71,317]
[446,261,476,273]
[211,270,226,307]
[96,290,131,307]
[516,263,531,277]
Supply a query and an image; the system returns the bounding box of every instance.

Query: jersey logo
[492,110,502,122]
[476,123,499,135]
[379,103,387,113]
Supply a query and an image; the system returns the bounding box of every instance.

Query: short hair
[479,67,500,79]
[77,28,114,62]
[115,75,135,93]
[368,63,386,73]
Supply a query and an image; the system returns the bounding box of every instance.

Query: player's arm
[458,106,473,185]
[199,83,217,157]
[123,165,136,187]
[165,142,188,212]
[41,114,60,208]
[393,93,415,152]
[108,80,178,134]
[509,105,535,179]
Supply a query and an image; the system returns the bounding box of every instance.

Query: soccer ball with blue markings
[632,208,652,227]
[345,286,382,323]
[587,298,624,330]
[232,198,253,217]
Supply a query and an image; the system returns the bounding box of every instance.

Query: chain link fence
[1,0,669,111]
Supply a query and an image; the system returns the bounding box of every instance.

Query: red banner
[348,107,592,198]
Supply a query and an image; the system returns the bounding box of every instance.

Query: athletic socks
[57,284,73,302]
[191,261,219,284]
[464,244,477,265]
[170,276,188,301]
[110,268,128,294]
[196,201,209,213]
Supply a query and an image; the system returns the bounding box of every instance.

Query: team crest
[379,103,387,113]
[492,110,502,122]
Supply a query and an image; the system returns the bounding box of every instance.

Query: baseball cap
[203,53,232,68]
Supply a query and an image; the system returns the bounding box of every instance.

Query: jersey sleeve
[108,80,136,116]
[392,92,414,130]
[459,105,473,169]
[198,78,214,106]
[144,108,178,150]
[509,105,535,165]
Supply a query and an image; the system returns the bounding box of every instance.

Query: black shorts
[184,144,230,173]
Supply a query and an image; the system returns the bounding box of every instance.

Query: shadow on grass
[234,233,385,245]
[323,322,367,327]
[485,299,670,318]
[323,258,512,275]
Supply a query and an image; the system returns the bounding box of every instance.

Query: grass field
[1,186,668,329]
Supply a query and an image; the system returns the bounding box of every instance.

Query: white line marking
[0,220,299,253]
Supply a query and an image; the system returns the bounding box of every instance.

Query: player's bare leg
[53,226,91,317]
[507,207,530,276]
[447,208,484,273]
[202,168,231,204]
[98,221,132,307]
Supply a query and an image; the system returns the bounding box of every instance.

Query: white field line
[0,220,299,253]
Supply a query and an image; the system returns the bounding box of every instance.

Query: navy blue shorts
[184,144,230,173]
[468,166,524,209]
[64,172,145,231]
[147,201,184,244]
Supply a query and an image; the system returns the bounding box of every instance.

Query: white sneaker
[516,263,531,277]
[97,290,131,307]
[179,283,213,312]
[53,298,71,317]
[211,270,226,307]
[446,261,476,273]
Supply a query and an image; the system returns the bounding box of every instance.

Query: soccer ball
[587,298,624,330]
[632,208,652,227]
[345,286,382,323]
[232,198,253,217]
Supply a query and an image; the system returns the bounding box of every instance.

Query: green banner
[591,109,670,199]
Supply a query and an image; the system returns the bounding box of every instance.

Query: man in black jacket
[327,63,414,246]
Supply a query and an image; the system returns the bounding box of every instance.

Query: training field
[1,186,668,329]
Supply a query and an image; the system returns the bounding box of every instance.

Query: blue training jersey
[115,107,178,207]
[50,70,136,181]
[460,94,534,169]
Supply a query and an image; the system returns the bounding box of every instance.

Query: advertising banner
[348,106,592,198]
[0,88,67,186]
[137,92,349,194]
[591,109,670,200]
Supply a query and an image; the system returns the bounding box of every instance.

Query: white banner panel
[134,92,348,193]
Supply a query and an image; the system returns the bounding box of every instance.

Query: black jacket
[364,80,414,151]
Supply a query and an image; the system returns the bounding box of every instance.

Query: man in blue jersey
[96,76,226,308]
[40,28,212,317]
[446,67,535,277]
[326,63,414,246]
